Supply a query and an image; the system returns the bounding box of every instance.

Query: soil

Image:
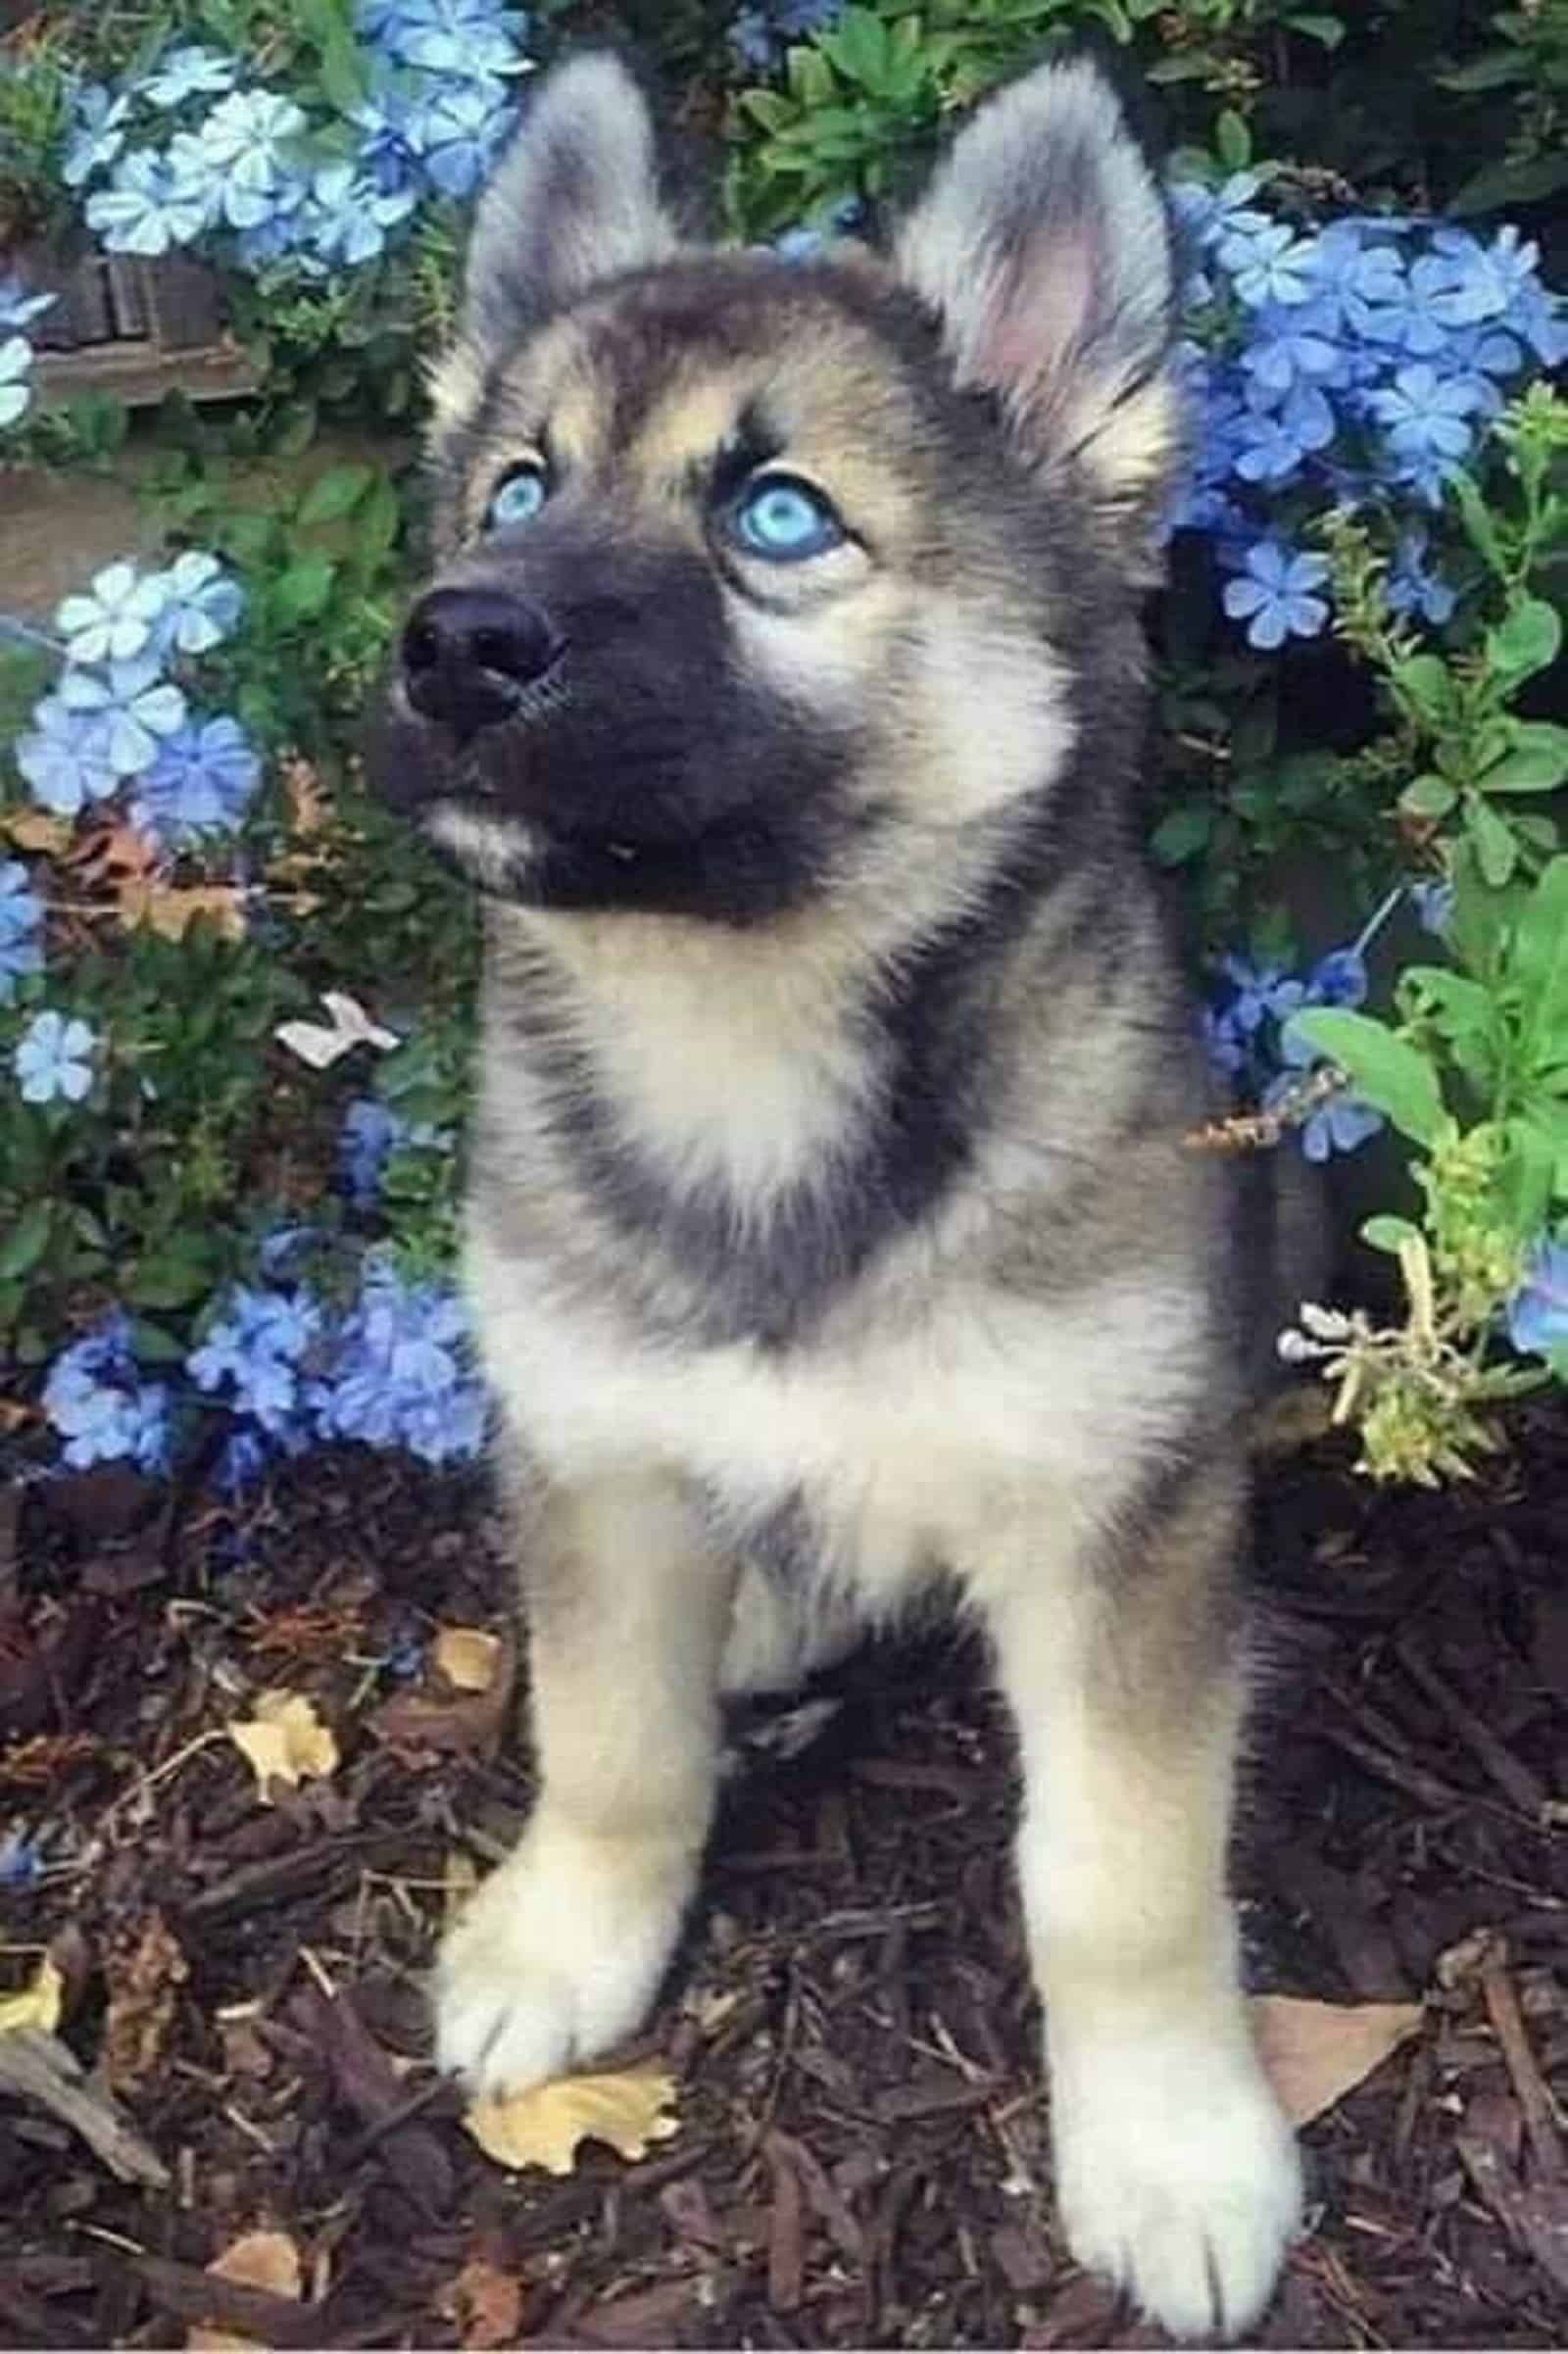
[4,1404,1568,2350]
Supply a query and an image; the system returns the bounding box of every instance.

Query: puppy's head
[371,51,1179,922]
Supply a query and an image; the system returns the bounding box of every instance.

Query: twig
[1481,1946,1565,2182]
[0,2028,169,2187]
[1396,1637,1548,1817]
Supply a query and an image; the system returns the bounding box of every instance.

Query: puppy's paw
[1052,2032,1301,2341]
[434,1821,695,2095]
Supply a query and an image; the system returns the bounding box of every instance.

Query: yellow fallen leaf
[227,1691,338,1798]
[466,2068,680,2175]
[434,1626,504,1693]
[0,1955,63,2037]
[1,808,72,855]
[443,1846,479,1931]
[1252,1993,1423,2127]
[437,2255,524,2350]
[118,880,247,942]
[188,2229,303,2352]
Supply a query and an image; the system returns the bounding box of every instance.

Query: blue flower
[406,79,516,200]
[150,551,244,655]
[1429,225,1541,330]
[0,274,55,332]
[310,1261,485,1465]
[0,861,44,1003]
[136,44,238,109]
[189,89,309,229]
[1221,541,1330,650]
[1371,363,1485,467]
[1386,525,1456,628]
[1268,1020,1384,1160]
[1217,221,1318,308]
[300,164,418,269]
[15,1009,96,1104]
[1507,1238,1568,1360]
[56,562,168,665]
[728,0,842,69]
[58,657,186,777]
[215,1426,270,1494]
[14,692,122,815]
[43,1313,170,1472]
[1231,384,1335,484]
[348,83,424,196]
[339,1098,404,1204]
[0,335,34,430]
[1303,947,1368,1009]
[130,716,262,846]
[62,84,131,187]
[189,1284,322,1437]
[85,150,213,255]
[361,0,529,77]
[1240,300,1342,398]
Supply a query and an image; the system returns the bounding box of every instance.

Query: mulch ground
[5,1402,1568,2350]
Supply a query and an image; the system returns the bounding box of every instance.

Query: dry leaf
[466,2068,680,2175]
[188,2230,302,2352]
[73,819,159,885]
[103,1912,187,2092]
[1,808,72,855]
[437,2256,524,2350]
[1252,1994,1423,2127]
[280,755,332,838]
[227,1691,339,1798]
[275,990,398,1069]
[434,1626,503,1693]
[0,1955,63,2037]
[118,880,247,942]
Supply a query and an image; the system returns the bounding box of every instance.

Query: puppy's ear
[897,57,1178,557]
[460,53,677,354]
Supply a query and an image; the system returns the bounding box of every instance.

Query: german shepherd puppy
[372,50,1302,2338]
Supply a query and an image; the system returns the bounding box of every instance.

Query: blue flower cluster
[1169,183,1565,646]
[15,554,257,840]
[42,1312,171,1472]
[730,0,843,71]
[68,0,530,278]
[0,273,58,435]
[1203,927,1386,1161]
[1509,1239,1568,1362]
[338,1095,450,1204]
[178,1260,486,1479]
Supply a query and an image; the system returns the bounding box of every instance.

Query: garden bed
[4,1412,1568,2349]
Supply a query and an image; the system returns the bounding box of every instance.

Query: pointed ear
[896,58,1179,554]
[461,54,678,353]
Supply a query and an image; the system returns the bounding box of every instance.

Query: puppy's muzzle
[401,586,564,740]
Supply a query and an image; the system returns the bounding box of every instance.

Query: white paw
[1052,2031,1301,2341]
[434,1820,695,2095]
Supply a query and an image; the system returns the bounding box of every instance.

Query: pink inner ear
[977,223,1097,412]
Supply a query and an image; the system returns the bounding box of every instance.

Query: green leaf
[272,553,338,623]
[1438,47,1530,90]
[1448,469,1507,578]
[1391,654,1455,725]
[1486,597,1562,687]
[1509,858,1568,1039]
[1289,1010,1446,1147]
[1361,1214,1422,1255]
[1399,772,1458,819]
[1285,12,1346,45]
[1151,806,1213,864]
[1467,793,1518,887]
[1449,152,1568,216]
[126,1317,186,1366]
[298,462,375,525]
[127,1250,216,1309]
[1479,723,1568,797]
[1215,109,1250,171]
[0,1200,51,1282]
[818,7,893,91]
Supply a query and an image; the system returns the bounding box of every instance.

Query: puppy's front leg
[984,1457,1300,2341]
[436,1467,734,2094]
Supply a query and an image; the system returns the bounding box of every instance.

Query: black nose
[400,587,563,734]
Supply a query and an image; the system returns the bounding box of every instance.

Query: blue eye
[730,473,843,562]
[485,465,548,531]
